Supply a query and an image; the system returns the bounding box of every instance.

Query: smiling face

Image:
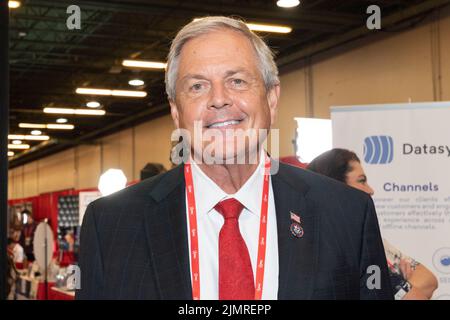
[169,28,279,164]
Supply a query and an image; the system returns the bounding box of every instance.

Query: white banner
[78,191,102,226]
[331,102,450,299]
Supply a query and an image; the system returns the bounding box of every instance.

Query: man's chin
[192,146,260,165]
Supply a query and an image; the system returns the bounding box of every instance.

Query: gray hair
[165,16,279,100]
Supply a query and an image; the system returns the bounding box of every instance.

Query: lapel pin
[290,211,304,238]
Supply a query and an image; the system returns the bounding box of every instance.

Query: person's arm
[75,202,104,300]
[402,286,429,300]
[359,197,394,300]
[404,264,438,299]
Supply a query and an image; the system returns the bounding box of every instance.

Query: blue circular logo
[433,247,450,274]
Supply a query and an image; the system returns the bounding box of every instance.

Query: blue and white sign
[331,102,450,299]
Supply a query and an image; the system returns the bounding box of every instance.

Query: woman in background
[307,148,438,300]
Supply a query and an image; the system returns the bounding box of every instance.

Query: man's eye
[191,83,203,91]
[232,78,245,85]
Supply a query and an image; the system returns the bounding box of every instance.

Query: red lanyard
[184,156,271,300]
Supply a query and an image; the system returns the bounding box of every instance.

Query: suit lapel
[271,162,319,300]
[143,165,192,299]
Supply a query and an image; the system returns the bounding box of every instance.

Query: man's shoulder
[276,161,371,204]
[86,165,183,217]
[276,162,374,242]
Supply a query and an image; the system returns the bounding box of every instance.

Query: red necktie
[215,198,255,300]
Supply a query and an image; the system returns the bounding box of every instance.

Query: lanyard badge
[184,155,271,300]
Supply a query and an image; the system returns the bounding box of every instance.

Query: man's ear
[267,83,280,126]
[169,99,180,128]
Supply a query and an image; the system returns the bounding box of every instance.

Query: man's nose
[366,184,375,196]
[207,83,232,109]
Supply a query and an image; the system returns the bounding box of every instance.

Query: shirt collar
[233,153,266,217]
[190,149,267,219]
[190,160,228,218]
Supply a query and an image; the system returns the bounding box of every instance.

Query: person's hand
[402,287,429,300]
[399,259,414,280]
[408,264,439,299]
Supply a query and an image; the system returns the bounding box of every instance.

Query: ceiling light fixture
[245,23,292,33]
[276,0,300,8]
[86,101,101,108]
[44,107,106,116]
[31,130,42,135]
[8,134,50,141]
[193,18,292,33]
[8,151,14,157]
[8,1,21,9]
[12,140,22,145]
[8,144,30,150]
[19,123,74,130]
[76,87,147,97]
[56,118,68,123]
[128,79,145,86]
[19,123,46,129]
[46,124,75,130]
[122,60,166,69]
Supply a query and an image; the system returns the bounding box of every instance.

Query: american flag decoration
[290,211,304,238]
[290,211,301,224]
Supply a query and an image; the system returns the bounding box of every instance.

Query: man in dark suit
[76,16,393,300]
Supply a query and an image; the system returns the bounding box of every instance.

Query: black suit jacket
[76,161,393,300]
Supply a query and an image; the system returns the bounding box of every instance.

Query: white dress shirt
[12,243,24,263]
[185,152,279,300]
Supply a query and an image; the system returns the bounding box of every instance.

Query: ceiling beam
[10,11,174,32]
[30,0,361,26]
[10,26,167,44]
[9,37,148,51]
[277,0,450,68]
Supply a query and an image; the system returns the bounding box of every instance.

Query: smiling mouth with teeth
[207,119,242,128]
